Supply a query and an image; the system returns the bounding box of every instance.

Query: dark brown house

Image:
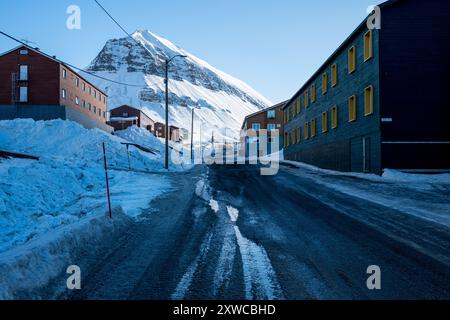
[0,45,111,132]
[154,122,181,142]
[108,105,155,132]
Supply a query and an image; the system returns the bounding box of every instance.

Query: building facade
[241,101,286,155]
[283,0,450,174]
[154,122,181,142]
[0,45,111,132]
[108,105,155,132]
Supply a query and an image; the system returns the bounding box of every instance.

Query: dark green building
[283,0,450,174]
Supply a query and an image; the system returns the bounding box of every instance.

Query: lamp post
[191,105,201,162]
[165,54,187,170]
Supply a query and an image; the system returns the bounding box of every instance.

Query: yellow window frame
[364,85,374,116]
[349,95,357,122]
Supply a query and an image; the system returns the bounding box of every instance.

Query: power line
[0,30,146,88]
[93,0,153,56]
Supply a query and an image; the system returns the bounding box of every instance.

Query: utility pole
[164,54,187,170]
[191,108,194,162]
[165,60,169,170]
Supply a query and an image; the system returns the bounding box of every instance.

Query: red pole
[102,142,112,219]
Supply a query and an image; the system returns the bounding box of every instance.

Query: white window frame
[19,86,28,102]
[252,123,261,131]
[19,65,28,81]
[75,96,79,105]
[267,110,276,119]
[267,123,276,131]
[62,89,66,99]
[62,69,67,79]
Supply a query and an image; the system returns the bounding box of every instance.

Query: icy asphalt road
[67,164,450,300]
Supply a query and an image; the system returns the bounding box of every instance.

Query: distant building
[154,122,165,138]
[154,122,181,143]
[283,0,450,174]
[241,101,286,155]
[108,105,155,132]
[169,126,181,143]
[0,45,112,133]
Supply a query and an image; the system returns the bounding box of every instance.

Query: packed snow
[281,160,450,226]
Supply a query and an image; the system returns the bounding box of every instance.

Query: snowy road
[66,164,450,300]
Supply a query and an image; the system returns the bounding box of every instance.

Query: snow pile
[0,119,173,254]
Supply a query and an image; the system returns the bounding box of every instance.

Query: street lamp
[165,54,187,170]
[191,105,201,162]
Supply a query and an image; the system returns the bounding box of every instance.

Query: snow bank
[281,160,450,226]
[0,119,174,253]
[0,208,132,299]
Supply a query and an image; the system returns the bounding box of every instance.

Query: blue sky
[0,0,381,103]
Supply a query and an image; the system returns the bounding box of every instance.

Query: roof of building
[110,104,154,121]
[241,100,288,129]
[282,0,403,110]
[0,45,108,96]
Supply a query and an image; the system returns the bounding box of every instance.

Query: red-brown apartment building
[241,101,287,154]
[108,105,155,132]
[0,45,112,132]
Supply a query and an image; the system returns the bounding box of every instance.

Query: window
[98,108,102,116]
[93,106,97,113]
[267,123,276,131]
[267,110,276,119]
[296,98,301,114]
[62,89,66,99]
[349,95,357,122]
[348,46,356,74]
[292,129,296,145]
[62,69,67,79]
[286,132,290,147]
[322,72,328,94]
[364,85,374,116]
[297,127,301,143]
[305,122,310,140]
[364,30,373,61]
[19,65,28,81]
[99,94,102,101]
[75,78,80,88]
[287,108,290,122]
[88,103,92,111]
[322,112,328,133]
[331,63,338,87]
[82,100,86,109]
[82,83,86,92]
[103,96,106,103]
[103,111,106,119]
[19,49,28,55]
[94,90,97,98]
[89,87,92,95]
[311,118,316,137]
[19,87,28,102]
[305,91,309,108]
[331,106,338,129]
[75,96,79,105]
[311,85,316,103]
[252,123,261,131]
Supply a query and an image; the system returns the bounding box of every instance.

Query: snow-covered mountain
[85,30,272,142]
